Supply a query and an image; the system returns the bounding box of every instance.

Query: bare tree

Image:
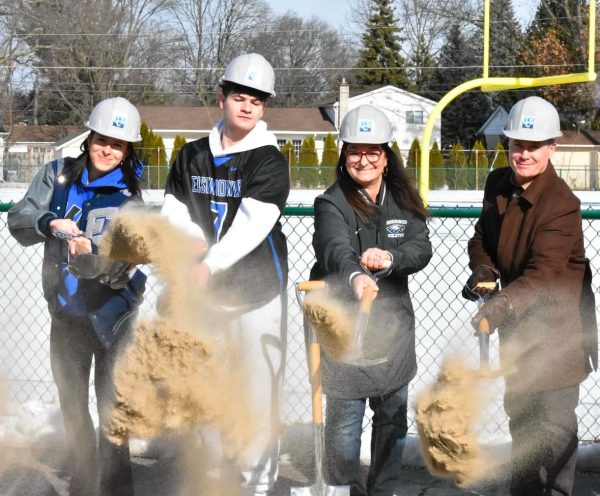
[397,0,478,92]
[166,0,270,105]
[10,0,174,124]
[245,13,357,106]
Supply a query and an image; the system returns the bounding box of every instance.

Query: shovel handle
[479,318,490,334]
[359,285,376,313]
[297,280,327,292]
[308,342,323,424]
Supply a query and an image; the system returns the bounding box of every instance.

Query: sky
[266,0,537,31]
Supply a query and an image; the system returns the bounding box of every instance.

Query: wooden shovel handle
[359,285,376,313]
[308,342,323,424]
[297,280,327,292]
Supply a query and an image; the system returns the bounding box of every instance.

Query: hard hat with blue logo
[85,97,142,142]
[503,96,562,142]
[220,53,276,97]
[339,104,393,144]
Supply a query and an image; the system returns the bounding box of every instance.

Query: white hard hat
[220,53,276,97]
[339,104,393,144]
[85,97,142,142]
[503,96,562,141]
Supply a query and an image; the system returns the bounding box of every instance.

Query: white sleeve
[160,193,207,242]
[202,197,280,274]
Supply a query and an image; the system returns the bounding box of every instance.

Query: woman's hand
[49,218,81,239]
[360,248,392,271]
[352,273,378,301]
[68,236,92,257]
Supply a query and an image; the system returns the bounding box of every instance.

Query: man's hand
[471,293,511,334]
[462,265,499,301]
[187,261,212,290]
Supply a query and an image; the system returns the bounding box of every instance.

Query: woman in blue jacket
[311,105,432,495]
[8,97,146,496]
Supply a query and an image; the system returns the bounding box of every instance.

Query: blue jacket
[8,157,146,348]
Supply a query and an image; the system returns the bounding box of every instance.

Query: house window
[277,139,286,150]
[406,111,424,125]
[292,139,302,162]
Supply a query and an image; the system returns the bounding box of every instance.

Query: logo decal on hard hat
[358,119,373,133]
[520,115,535,129]
[112,116,126,129]
[247,71,257,82]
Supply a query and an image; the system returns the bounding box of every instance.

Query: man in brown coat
[463,96,597,496]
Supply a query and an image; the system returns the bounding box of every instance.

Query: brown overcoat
[468,164,597,393]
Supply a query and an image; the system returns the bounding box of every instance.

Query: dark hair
[220,81,270,102]
[337,143,428,223]
[60,131,142,196]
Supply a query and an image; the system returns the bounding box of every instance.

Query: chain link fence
[2,204,600,442]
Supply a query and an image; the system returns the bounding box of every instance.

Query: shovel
[342,260,392,367]
[292,280,350,496]
[474,282,502,379]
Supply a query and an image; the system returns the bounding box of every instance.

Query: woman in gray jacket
[311,104,432,495]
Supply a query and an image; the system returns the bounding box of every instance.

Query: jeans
[324,385,409,496]
[504,385,579,496]
[50,312,134,496]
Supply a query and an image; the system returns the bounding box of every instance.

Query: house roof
[477,106,509,135]
[7,124,80,144]
[558,130,600,146]
[138,106,336,133]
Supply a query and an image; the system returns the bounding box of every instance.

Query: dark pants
[504,385,579,496]
[50,312,134,496]
[324,386,408,496]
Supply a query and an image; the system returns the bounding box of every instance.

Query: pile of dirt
[416,357,497,486]
[101,208,257,458]
[107,320,255,456]
[303,292,354,360]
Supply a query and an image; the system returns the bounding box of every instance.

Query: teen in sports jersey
[8,97,146,496]
[161,53,289,495]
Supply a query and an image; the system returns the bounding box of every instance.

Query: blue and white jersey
[162,119,290,305]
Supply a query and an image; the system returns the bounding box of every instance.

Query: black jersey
[165,137,290,304]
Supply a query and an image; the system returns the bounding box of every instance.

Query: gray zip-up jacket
[311,182,432,399]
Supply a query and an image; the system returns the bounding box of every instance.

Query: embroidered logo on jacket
[386,219,407,238]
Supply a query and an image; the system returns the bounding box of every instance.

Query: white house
[476,106,509,148]
[326,84,442,153]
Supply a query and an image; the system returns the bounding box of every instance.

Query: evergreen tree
[406,138,421,185]
[320,133,339,187]
[447,143,468,189]
[428,24,492,148]
[281,141,297,166]
[491,142,509,169]
[391,140,404,168]
[281,141,299,187]
[321,133,339,166]
[299,137,319,188]
[148,135,168,189]
[355,0,409,89]
[429,141,446,190]
[170,135,187,166]
[468,139,489,189]
[408,34,436,93]
[488,0,524,110]
[135,122,153,165]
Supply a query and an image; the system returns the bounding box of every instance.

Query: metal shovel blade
[343,285,387,367]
